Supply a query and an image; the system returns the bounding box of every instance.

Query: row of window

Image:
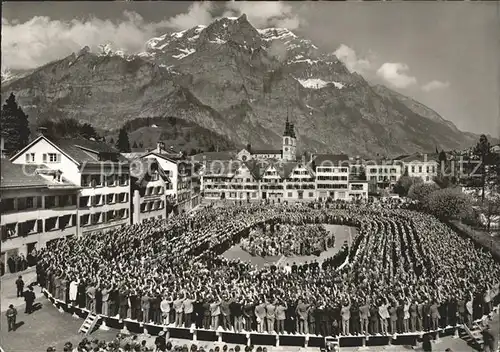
[405,165,436,174]
[1,214,77,240]
[140,200,165,213]
[316,167,349,173]
[317,176,348,181]
[81,174,129,188]
[80,209,129,226]
[369,176,398,182]
[368,168,399,174]
[25,152,62,164]
[317,184,348,189]
[1,195,77,213]
[145,186,165,196]
[79,193,128,208]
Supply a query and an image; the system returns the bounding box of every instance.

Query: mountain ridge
[1,14,480,157]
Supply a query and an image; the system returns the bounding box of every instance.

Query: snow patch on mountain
[297,78,344,90]
[258,28,297,41]
[289,59,320,65]
[98,44,132,60]
[173,48,196,60]
[209,37,227,45]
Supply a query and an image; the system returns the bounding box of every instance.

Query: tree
[474,134,491,203]
[109,137,114,144]
[408,182,440,203]
[0,93,30,154]
[80,123,98,140]
[116,127,131,152]
[394,176,423,197]
[138,141,144,148]
[423,188,471,220]
[132,141,138,149]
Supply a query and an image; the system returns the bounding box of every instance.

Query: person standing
[359,299,370,335]
[141,291,151,324]
[341,296,351,336]
[266,299,276,333]
[16,276,24,298]
[24,286,36,314]
[255,300,267,333]
[6,304,17,332]
[275,300,287,335]
[173,294,184,327]
[183,293,195,328]
[160,295,171,326]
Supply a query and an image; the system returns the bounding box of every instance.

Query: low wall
[43,289,459,349]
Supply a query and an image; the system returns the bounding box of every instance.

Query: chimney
[246,143,252,153]
[37,127,48,136]
[157,141,165,153]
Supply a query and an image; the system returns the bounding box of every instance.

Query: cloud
[376,63,417,89]
[1,1,305,71]
[223,1,303,29]
[164,2,215,31]
[421,80,450,92]
[333,44,372,74]
[1,11,169,70]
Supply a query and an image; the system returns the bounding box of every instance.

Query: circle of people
[240,224,334,257]
[36,201,500,338]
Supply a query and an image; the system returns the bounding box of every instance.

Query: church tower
[282,110,297,161]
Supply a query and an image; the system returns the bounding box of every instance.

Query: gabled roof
[397,153,439,163]
[10,135,79,165]
[191,151,236,162]
[312,154,350,168]
[252,149,282,155]
[142,151,184,163]
[130,159,171,187]
[203,160,242,177]
[274,161,300,179]
[54,138,128,163]
[244,159,267,179]
[1,159,79,190]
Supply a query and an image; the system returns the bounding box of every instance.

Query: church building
[237,116,297,162]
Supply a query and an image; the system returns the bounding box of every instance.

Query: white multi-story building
[398,154,438,183]
[365,160,403,190]
[142,144,197,214]
[312,154,350,200]
[130,159,171,223]
[1,159,80,270]
[10,135,131,236]
[282,162,316,201]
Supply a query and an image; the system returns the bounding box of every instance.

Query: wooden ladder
[325,336,340,351]
[461,322,484,350]
[78,312,100,336]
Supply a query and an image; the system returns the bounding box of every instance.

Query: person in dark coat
[24,286,36,314]
[77,280,86,308]
[7,257,15,274]
[422,333,432,352]
[15,276,24,297]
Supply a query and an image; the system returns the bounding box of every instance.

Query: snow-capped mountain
[1,14,477,156]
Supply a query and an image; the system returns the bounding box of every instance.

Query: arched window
[284,137,289,145]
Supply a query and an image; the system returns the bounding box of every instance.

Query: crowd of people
[240,224,334,257]
[1,250,38,276]
[46,334,272,352]
[35,201,499,339]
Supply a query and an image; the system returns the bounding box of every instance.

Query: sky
[2,1,499,137]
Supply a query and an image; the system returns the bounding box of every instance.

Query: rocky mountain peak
[198,14,262,49]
